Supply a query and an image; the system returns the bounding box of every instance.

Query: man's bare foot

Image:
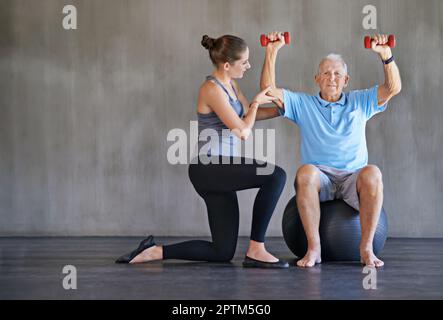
[360,248,384,268]
[129,245,161,264]
[297,247,321,268]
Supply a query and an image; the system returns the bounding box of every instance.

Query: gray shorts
[315,165,362,211]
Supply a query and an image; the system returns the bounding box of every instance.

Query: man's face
[315,59,349,99]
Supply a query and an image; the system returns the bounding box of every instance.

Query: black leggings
[162,156,287,262]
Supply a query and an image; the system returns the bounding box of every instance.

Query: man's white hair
[318,53,348,75]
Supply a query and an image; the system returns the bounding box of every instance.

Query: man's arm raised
[260,32,286,108]
[370,34,402,106]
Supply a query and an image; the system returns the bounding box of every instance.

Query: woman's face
[227,47,251,79]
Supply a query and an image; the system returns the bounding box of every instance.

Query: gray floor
[0,237,442,299]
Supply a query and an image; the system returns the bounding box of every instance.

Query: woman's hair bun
[201,35,215,50]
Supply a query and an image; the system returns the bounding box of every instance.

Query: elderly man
[261,32,401,268]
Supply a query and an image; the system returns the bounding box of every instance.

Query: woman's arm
[233,81,280,121]
[203,81,275,140]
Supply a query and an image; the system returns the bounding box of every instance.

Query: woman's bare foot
[360,248,384,268]
[129,245,162,264]
[297,245,321,268]
[246,240,279,263]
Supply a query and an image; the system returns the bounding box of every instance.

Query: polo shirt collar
[316,92,347,107]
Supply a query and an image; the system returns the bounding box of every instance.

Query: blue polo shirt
[281,85,387,171]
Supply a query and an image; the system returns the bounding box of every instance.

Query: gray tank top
[197,76,245,157]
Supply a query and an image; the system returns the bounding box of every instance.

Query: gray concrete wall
[0,0,442,237]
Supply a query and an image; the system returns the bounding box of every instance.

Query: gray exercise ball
[282,196,388,261]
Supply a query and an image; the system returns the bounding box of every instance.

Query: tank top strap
[230,81,239,100]
[206,75,237,101]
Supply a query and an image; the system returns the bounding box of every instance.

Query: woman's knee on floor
[212,246,236,262]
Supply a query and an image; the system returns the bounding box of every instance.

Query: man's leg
[295,165,323,267]
[356,165,384,267]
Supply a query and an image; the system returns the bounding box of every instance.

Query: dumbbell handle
[364,35,396,49]
[260,32,291,47]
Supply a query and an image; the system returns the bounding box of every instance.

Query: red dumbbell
[260,32,291,47]
[364,34,396,49]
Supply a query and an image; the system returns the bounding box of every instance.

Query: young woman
[116,35,288,268]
